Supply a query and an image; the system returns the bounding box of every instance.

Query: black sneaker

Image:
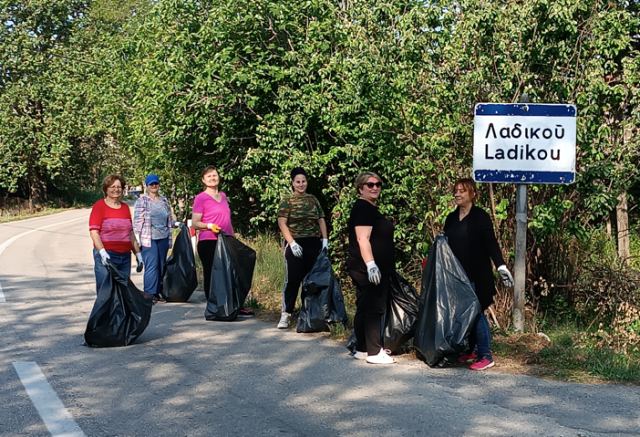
[153,294,166,303]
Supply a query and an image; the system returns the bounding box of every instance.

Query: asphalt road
[0,209,638,437]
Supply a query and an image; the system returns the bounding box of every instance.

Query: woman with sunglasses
[276,167,328,329]
[444,177,513,371]
[133,174,178,302]
[89,174,143,294]
[347,172,396,364]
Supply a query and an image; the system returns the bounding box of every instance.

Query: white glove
[136,252,144,273]
[321,238,329,250]
[497,265,514,288]
[98,248,110,266]
[289,240,303,258]
[365,260,381,285]
[173,221,182,228]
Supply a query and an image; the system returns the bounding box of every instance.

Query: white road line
[13,361,86,437]
[0,216,86,257]
[0,216,86,303]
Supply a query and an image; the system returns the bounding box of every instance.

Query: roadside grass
[493,326,640,384]
[0,206,74,224]
[0,192,99,224]
[244,233,285,319]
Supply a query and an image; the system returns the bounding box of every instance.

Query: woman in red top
[89,174,142,294]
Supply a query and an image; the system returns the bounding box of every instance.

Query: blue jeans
[470,312,492,360]
[467,282,492,360]
[141,238,170,295]
[93,249,131,295]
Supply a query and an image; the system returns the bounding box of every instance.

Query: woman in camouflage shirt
[276,167,328,329]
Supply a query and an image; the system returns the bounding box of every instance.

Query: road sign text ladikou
[473,103,577,184]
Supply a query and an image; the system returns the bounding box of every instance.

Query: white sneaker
[352,351,368,360]
[366,349,396,365]
[277,312,291,329]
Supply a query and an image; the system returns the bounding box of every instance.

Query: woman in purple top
[191,166,235,299]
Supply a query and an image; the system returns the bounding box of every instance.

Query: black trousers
[197,239,217,300]
[281,237,321,313]
[350,270,390,355]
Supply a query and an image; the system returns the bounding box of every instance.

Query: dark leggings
[197,239,218,300]
[350,271,390,355]
[281,237,321,313]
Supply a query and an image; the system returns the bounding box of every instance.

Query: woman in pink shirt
[191,166,234,299]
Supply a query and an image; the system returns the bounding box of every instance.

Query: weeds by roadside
[492,326,640,384]
[0,191,99,223]
[0,206,74,224]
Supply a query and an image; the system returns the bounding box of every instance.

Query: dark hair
[354,171,382,193]
[290,167,307,181]
[102,174,126,196]
[452,177,478,202]
[201,165,218,179]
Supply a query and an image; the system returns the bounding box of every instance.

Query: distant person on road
[347,171,396,364]
[191,166,234,300]
[276,167,328,329]
[133,174,179,303]
[443,177,514,371]
[89,174,143,294]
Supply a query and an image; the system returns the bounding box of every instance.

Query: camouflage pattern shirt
[278,193,325,239]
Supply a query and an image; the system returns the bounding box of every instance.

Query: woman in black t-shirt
[347,171,396,365]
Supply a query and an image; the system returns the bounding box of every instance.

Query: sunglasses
[363,182,382,189]
[148,182,159,186]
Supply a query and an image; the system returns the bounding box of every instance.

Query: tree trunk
[616,192,630,265]
[28,171,46,212]
[616,124,633,265]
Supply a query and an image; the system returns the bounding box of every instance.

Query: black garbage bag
[84,264,152,347]
[162,223,197,302]
[296,250,348,333]
[205,233,256,321]
[345,271,419,354]
[414,235,480,367]
[383,272,420,354]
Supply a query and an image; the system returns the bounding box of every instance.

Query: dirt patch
[492,333,610,383]
[492,333,551,376]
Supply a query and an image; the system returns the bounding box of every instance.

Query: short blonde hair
[354,171,382,193]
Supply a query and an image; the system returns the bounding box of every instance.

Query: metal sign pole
[513,183,527,332]
[512,94,529,332]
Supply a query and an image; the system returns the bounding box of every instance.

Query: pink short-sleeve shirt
[192,191,234,241]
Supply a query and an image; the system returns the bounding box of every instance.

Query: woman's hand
[289,241,303,257]
[207,223,221,233]
[497,265,514,287]
[136,252,144,272]
[366,260,381,285]
[98,249,110,266]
